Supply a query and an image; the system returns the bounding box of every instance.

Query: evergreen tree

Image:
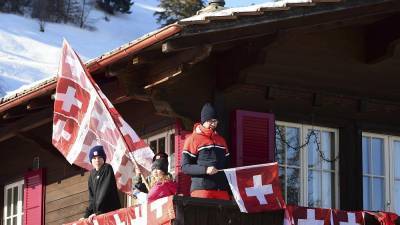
[155,0,205,26]
[96,0,133,14]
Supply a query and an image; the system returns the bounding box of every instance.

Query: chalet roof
[0,0,397,113]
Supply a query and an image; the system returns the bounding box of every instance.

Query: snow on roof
[179,0,338,25]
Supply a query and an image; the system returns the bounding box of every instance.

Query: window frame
[145,128,176,175]
[389,135,400,212]
[276,121,339,208]
[363,132,400,213]
[3,179,24,225]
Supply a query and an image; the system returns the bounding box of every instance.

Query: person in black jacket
[181,103,230,200]
[81,146,121,223]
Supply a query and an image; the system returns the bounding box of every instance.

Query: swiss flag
[223,162,285,213]
[365,211,398,225]
[53,40,154,193]
[148,196,175,225]
[332,210,364,225]
[291,206,332,225]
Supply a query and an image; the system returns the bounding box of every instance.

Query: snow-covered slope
[0,0,161,96]
[0,0,270,97]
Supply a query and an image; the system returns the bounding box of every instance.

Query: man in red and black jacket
[181,103,230,200]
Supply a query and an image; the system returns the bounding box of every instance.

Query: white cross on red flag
[332,210,364,225]
[223,162,285,213]
[52,40,154,193]
[289,206,332,225]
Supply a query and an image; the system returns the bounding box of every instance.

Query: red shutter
[175,120,192,196]
[24,169,45,225]
[232,110,275,167]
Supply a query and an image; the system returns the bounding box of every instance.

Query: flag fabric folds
[52,40,154,193]
[223,162,285,213]
[331,210,364,225]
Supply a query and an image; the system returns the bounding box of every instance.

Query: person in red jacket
[181,103,230,200]
[147,158,177,203]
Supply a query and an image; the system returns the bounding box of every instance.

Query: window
[3,180,24,225]
[146,129,176,175]
[276,121,339,208]
[362,132,400,214]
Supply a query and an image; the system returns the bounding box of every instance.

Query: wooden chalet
[0,0,400,224]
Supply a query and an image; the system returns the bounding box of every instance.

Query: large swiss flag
[223,162,285,213]
[52,40,154,193]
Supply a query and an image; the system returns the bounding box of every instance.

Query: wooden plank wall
[45,172,89,225]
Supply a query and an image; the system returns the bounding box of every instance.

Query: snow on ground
[0,0,271,97]
[0,0,160,96]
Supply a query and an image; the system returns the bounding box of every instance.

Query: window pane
[308,130,320,169]
[363,176,371,210]
[371,138,384,176]
[286,127,300,166]
[6,218,11,225]
[322,171,334,208]
[394,141,400,178]
[372,177,384,211]
[169,134,175,155]
[286,168,300,205]
[394,180,400,215]
[7,188,12,217]
[150,140,157,153]
[275,126,286,165]
[21,184,24,212]
[158,137,165,153]
[321,131,335,170]
[13,187,18,215]
[279,166,286,201]
[308,170,322,207]
[12,216,17,225]
[362,137,370,174]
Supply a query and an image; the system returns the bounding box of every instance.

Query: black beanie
[89,145,107,162]
[201,103,218,124]
[151,158,169,174]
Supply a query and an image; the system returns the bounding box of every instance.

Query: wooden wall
[45,173,89,225]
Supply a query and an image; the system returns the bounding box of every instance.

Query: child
[147,158,177,203]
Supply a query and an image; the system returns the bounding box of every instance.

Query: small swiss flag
[223,162,285,213]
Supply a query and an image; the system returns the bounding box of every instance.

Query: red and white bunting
[53,40,154,193]
[365,211,398,225]
[292,207,332,225]
[332,210,364,225]
[64,196,174,225]
[223,162,285,213]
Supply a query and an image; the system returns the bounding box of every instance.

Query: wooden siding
[45,173,89,225]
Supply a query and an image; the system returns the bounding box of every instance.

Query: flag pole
[74,49,151,191]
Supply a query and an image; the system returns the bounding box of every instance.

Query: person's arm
[84,174,94,218]
[181,151,207,175]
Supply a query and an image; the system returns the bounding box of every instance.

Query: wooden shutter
[24,169,45,225]
[232,110,275,167]
[175,120,192,196]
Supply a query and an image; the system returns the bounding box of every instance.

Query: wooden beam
[170,1,400,52]
[144,46,211,87]
[0,109,52,143]
[16,131,64,159]
[27,96,52,111]
[365,13,400,63]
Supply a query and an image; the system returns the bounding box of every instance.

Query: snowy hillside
[0,0,269,97]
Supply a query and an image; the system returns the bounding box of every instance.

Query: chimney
[197,0,226,15]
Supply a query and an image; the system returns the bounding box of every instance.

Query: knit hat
[152,152,168,162]
[89,146,107,162]
[201,103,218,124]
[151,158,169,174]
